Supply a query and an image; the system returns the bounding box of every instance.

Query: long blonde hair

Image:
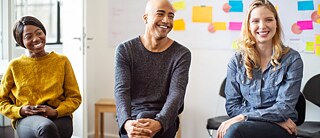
[237,0,289,79]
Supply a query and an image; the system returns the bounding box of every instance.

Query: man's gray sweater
[114,36,191,134]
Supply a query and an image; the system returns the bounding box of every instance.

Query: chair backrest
[219,78,227,98]
[302,74,320,107]
[295,92,306,126]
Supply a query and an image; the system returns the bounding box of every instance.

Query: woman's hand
[34,105,58,118]
[20,105,39,117]
[275,118,297,135]
[19,105,58,118]
[217,114,246,138]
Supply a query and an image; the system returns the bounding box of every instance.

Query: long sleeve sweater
[0,52,82,127]
[114,36,191,134]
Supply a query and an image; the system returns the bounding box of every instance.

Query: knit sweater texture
[114,36,191,134]
[0,51,81,127]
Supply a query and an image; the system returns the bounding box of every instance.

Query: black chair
[297,74,320,138]
[206,78,306,138]
[206,78,230,138]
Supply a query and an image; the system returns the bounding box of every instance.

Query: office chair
[206,78,306,138]
[206,78,230,138]
[297,74,320,138]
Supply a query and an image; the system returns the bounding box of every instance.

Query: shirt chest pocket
[236,72,255,96]
[267,66,286,91]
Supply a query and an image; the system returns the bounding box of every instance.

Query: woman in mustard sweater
[0,16,82,138]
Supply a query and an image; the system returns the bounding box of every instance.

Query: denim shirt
[225,48,303,123]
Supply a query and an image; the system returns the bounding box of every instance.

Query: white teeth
[34,42,42,47]
[258,31,268,35]
[160,25,168,29]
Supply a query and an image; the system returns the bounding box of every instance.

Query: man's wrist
[154,120,162,133]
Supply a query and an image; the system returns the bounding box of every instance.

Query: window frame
[14,0,62,46]
[1,0,62,75]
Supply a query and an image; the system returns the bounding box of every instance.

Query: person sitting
[114,0,191,138]
[0,16,82,138]
[217,0,303,138]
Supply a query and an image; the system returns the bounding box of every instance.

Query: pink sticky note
[297,20,313,30]
[229,22,242,30]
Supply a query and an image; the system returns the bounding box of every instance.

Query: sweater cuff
[15,106,23,118]
[56,106,67,118]
[120,120,128,135]
[154,116,166,134]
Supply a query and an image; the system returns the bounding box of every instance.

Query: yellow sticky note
[173,19,185,31]
[305,42,314,52]
[172,1,186,10]
[213,22,227,30]
[318,4,320,15]
[232,41,237,49]
[275,6,278,11]
[316,46,320,56]
[316,35,320,45]
[317,18,320,23]
[192,6,212,23]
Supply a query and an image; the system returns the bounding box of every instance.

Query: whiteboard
[106,0,320,53]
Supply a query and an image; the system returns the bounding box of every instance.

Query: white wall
[86,0,118,137]
[84,1,320,138]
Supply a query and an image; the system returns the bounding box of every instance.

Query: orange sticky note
[305,42,314,52]
[173,19,185,31]
[318,4,320,15]
[192,6,212,23]
[172,1,186,10]
[213,22,227,30]
[316,46,320,56]
[316,35,320,45]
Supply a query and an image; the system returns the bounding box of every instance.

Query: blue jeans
[16,115,73,138]
[224,121,296,138]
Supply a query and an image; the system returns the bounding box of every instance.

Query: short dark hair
[13,16,46,48]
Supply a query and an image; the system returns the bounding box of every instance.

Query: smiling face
[22,25,47,58]
[143,0,174,40]
[249,6,277,45]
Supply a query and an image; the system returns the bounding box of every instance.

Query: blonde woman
[217,0,303,138]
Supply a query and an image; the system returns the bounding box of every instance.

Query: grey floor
[0,126,14,138]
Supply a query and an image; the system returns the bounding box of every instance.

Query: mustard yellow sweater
[0,52,82,127]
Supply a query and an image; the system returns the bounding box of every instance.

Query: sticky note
[298,1,314,11]
[173,19,185,31]
[297,20,313,30]
[305,42,315,52]
[172,1,186,10]
[213,22,227,30]
[318,4,320,15]
[232,40,237,49]
[317,18,320,23]
[192,6,212,23]
[316,46,320,56]
[275,6,278,11]
[229,1,243,12]
[229,22,242,30]
[315,35,320,45]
